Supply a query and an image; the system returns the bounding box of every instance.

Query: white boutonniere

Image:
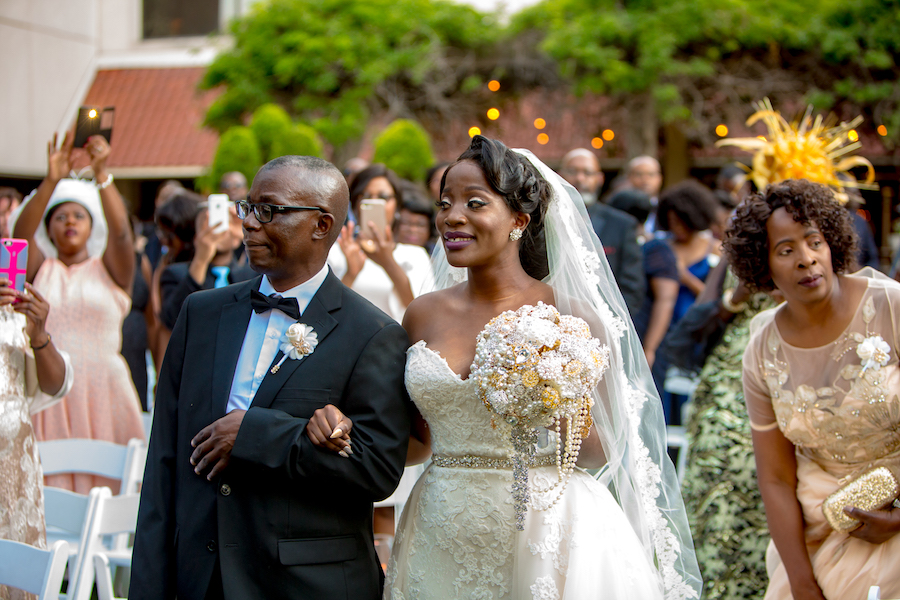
[857,335,891,375]
[270,323,318,374]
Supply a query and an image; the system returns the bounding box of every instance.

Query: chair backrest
[38,439,130,481]
[69,489,141,600]
[0,539,69,599]
[121,438,147,496]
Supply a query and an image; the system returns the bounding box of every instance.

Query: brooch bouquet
[270,323,318,374]
[470,302,610,529]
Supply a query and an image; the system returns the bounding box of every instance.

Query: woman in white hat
[12,130,144,493]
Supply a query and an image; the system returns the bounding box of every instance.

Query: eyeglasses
[236,199,326,224]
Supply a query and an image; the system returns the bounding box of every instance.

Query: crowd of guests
[1,123,899,600]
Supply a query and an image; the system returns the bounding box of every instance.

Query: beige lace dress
[0,305,70,600]
[743,269,900,599]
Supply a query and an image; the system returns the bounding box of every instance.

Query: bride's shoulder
[402,285,465,339]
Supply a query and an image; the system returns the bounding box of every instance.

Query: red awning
[81,67,220,176]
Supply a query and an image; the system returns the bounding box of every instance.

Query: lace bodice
[405,341,558,461]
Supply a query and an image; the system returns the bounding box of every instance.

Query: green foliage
[250,104,293,162]
[201,0,495,153]
[210,127,262,191]
[372,119,435,182]
[271,123,324,159]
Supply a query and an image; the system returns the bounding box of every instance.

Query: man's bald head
[258,156,349,245]
[559,148,603,201]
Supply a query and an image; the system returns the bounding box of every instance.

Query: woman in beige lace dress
[0,278,71,600]
[725,179,900,600]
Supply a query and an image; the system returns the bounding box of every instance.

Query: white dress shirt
[226,265,329,413]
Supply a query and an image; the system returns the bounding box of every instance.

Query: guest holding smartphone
[11,130,144,493]
[330,164,433,322]
[0,277,71,592]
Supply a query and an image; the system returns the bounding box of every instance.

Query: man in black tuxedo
[130,156,411,600]
[559,149,645,315]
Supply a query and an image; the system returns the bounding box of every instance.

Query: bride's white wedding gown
[384,341,664,599]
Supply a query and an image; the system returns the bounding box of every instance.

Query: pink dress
[32,256,144,493]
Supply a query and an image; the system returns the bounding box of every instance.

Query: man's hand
[845,503,900,544]
[306,404,353,457]
[190,410,246,480]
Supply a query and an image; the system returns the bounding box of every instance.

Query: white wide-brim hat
[10,178,108,259]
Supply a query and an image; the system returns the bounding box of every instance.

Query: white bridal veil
[428,148,702,599]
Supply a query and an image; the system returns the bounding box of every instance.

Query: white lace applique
[623,375,699,600]
[530,576,560,600]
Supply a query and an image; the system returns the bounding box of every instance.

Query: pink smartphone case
[0,238,28,292]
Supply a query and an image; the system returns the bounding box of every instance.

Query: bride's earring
[509,228,523,241]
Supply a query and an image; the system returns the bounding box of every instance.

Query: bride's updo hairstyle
[443,135,552,280]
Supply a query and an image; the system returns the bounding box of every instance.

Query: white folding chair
[121,439,147,496]
[0,539,69,600]
[666,425,689,483]
[43,487,104,563]
[141,412,153,444]
[69,489,141,600]
[39,438,138,487]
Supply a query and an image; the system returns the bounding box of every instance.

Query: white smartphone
[207,194,230,234]
[359,199,387,238]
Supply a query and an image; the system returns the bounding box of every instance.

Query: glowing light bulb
[487,108,500,121]
[848,129,859,142]
[877,125,888,136]
[88,109,97,119]
[602,129,615,141]
[534,118,546,130]
[716,124,729,137]
[488,80,500,92]
[591,138,603,149]
[468,126,481,138]
[537,133,549,145]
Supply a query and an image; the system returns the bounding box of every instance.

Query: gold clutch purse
[822,466,899,532]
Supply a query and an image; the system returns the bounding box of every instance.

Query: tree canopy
[201,0,497,160]
[201,0,900,161]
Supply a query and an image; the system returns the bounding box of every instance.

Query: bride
[318,136,701,599]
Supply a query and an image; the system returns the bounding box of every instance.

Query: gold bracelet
[32,333,52,351]
[721,288,748,313]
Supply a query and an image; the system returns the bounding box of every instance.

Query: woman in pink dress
[12,130,144,493]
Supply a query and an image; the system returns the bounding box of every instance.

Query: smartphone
[74,106,115,147]
[359,199,387,238]
[207,194,230,234]
[0,238,28,293]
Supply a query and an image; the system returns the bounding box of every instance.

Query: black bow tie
[250,289,301,320]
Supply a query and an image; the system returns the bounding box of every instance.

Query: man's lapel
[211,277,260,419]
[249,272,343,410]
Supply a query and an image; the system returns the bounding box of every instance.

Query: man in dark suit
[559,149,645,315]
[131,156,411,600]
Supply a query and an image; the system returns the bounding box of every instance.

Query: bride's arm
[406,406,432,465]
[402,295,434,465]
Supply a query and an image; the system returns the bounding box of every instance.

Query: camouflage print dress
[681,283,776,600]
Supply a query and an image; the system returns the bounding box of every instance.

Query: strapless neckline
[409,339,473,383]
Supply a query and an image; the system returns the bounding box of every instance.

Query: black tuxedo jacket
[130,271,411,600]
[159,260,258,330]
[587,202,646,316]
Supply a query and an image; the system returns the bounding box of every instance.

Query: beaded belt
[432,454,556,470]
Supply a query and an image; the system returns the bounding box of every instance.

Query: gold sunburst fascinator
[716,98,877,203]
